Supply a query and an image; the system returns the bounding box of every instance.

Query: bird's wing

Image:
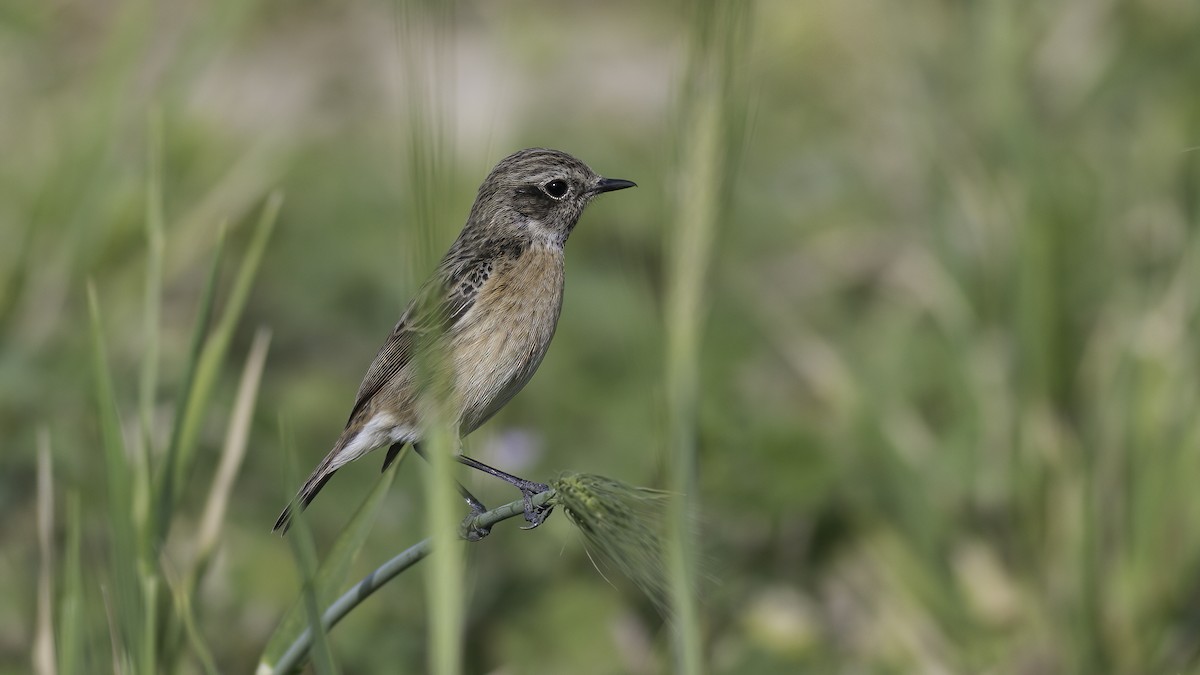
[342,245,503,427]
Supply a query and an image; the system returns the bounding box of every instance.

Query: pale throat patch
[525,218,567,249]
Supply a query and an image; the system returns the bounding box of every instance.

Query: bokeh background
[4,0,1200,673]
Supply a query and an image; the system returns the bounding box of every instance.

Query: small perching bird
[274,148,636,534]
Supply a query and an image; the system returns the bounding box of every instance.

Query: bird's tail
[273,457,338,534]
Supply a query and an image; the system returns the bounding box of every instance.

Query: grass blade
[273,420,340,675]
[171,192,282,507]
[161,555,221,675]
[258,443,404,672]
[139,107,165,462]
[423,424,463,675]
[155,225,226,546]
[58,491,84,675]
[134,110,166,546]
[270,488,559,675]
[192,327,272,583]
[86,282,142,668]
[34,430,57,675]
[395,1,464,670]
[664,2,750,673]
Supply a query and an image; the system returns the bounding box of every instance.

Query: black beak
[592,177,638,194]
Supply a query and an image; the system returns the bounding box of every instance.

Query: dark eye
[542,179,569,199]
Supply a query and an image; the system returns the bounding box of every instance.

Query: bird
[274,148,636,535]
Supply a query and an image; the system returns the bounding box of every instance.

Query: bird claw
[517,480,554,530]
[459,503,492,542]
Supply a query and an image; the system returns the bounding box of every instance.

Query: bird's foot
[459,500,492,542]
[517,479,554,530]
[451,454,554,529]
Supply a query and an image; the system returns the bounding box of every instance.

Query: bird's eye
[542,179,569,199]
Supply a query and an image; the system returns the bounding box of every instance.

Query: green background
[3,0,1200,672]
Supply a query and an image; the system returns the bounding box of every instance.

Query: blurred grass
[277,420,339,675]
[261,454,401,674]
[663,1,750,672]
[4,0,1200,673]
[70,193,278,673]
[395,1,467,673]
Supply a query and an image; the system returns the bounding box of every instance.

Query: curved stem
[272,489,555,674]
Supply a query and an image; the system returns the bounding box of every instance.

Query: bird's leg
[454,454,554,529]
[411,443,491,541]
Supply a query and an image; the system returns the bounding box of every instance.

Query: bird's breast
[451,246,565,433]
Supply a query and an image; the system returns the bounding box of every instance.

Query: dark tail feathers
[273,442,409,534]
[272,468,336,534]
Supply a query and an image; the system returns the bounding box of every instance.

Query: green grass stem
[269,489,557,675]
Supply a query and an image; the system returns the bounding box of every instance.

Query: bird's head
[469,148,636,247]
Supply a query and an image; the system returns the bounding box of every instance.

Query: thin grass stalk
[423,421,462,675]
[664,2,749,672]
[193,327,272,580]
[278,420,339,675]
[58,492,84,675]
[138,576,157,675]
[155,229,226,546]
[157,195,278,671]
[663,93,715,675]
[99,587,127,675]
[133,111,165,566]
[171,193,282,505]
[149,222,227,672]
[258,457,403,671]
[177,327,271,669]
[86,282,142,668]
[139,108,164,468]
[396,2,463,673]
[162,567,220,675]
[136,116,166,675]
[35,431,57,675]
[271,490,557,675]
